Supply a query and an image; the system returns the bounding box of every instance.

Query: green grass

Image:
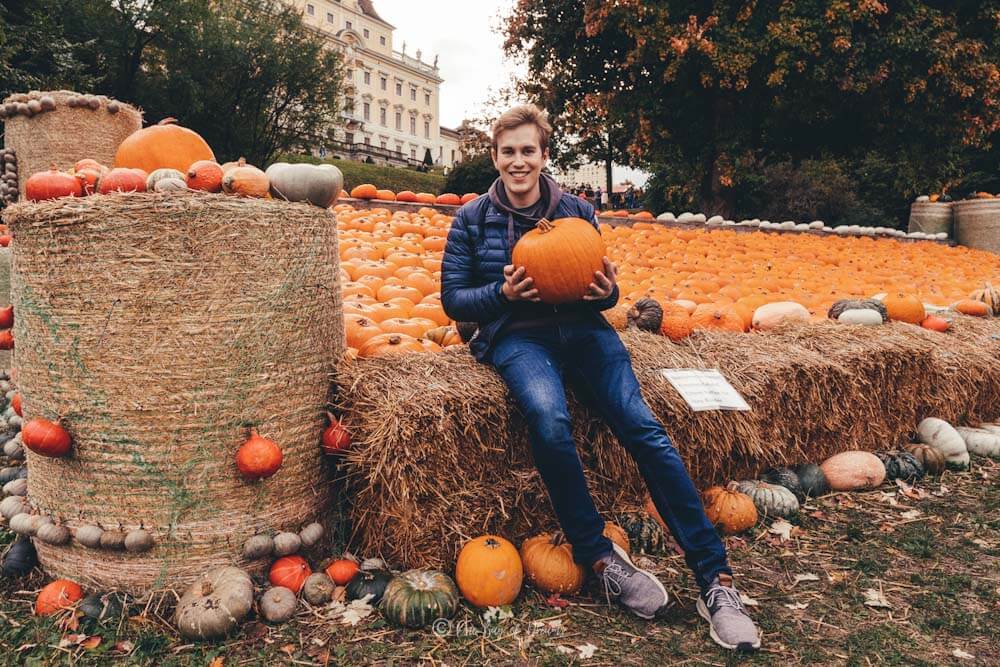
[278,153,447,195]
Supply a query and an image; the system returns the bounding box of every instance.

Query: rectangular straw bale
[334,319,1000,569]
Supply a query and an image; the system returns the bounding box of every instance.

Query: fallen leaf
[545,593,569,609]
[932,484,950,497]
[114,640,134,654]
[792,573,820,586]
[739,592,759,607]
[952,648,975,660]
[769,519,794,542]
[878,492,899,507]
[900,509,922,520]
[862,589,892,609]
[279,644,296,656]
[555,645,575,655]
[208,658,224,667]
[878,522,895,533]
[577,643,598,659]
[972,538,990,549]
[895,479,929,500]
[784,602,808,610]
[81,636,102,650]
[332,586,347,604]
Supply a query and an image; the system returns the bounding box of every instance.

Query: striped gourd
[381,569,459,629]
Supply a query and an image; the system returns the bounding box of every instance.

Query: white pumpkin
[837,309,884,326]
[752,302,810,330]
[956,427,1000,459]
[917,418,969,470]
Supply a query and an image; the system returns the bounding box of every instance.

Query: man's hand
[583,257,618,301]
[502,265,541,302]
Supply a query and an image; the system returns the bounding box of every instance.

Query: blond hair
[491,104,552,153]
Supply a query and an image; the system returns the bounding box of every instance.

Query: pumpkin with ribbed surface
[519,533,586,594]
[874,450,925,482]
[613,512,666,555]
[969,283,1000,313]
[702,482,758,534]
[511,217,606,304]
[115,118,214,173]
[626,298,663,333]
[382,569,459,628]
[735,480,800,518]
[454,535,523,608]
[760,467,805,501]
[903,443,946,475]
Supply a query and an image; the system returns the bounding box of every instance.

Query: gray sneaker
[594,543,669,619]
[696,575,761,652]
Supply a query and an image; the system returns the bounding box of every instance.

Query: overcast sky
[373,0,649,186]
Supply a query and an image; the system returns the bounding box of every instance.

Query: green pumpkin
[791,463,830,497]
[736,480,800,518]
[346,569,392,606]
[760,467,805,501]
[874,451,925,483]
[79,592,126,624]
[612,512,666,555]
[827,299,888,322]
[382,569,459,629]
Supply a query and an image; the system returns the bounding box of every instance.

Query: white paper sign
[659,369,751,412]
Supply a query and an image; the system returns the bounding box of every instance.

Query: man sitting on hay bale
[441,104,760,652]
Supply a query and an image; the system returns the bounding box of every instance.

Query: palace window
[306,4,314,15]
[380,36,386,46]
[363,102,370,120]
[395,112,401,130]
[345,20,352,29]
[380,108,386,125]
[410,88,416,101]
[411,148,416,159]
[425,93,430,106]
[395,82,402,96]
[327,12,334,23]
[363,71,370,85]
[363,28,369,38]
[380,76,387,90]
[410,117,416,134]
[424,121,430,138]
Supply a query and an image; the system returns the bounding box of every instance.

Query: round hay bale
[907,202,953,236]
[4,192,342,592]
[954,199,1000,254]
[2,90,141,199]
[0,247,9,369]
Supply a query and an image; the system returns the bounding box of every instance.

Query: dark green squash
[456,321,478,343]
[760,467,805,501]
[874,451,925,483]
[79,592,126,624]
[612,512,666,555]
[345,569,392,605]
[627,298,664,333]
[1,536,37,578]
[790,463,830,497]
[382,569,459,629]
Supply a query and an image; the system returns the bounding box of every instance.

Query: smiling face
[492,123,549,208]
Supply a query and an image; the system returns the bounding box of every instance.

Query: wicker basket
[907,202,953,236]
[4,192,342,592]
[2,90,141,198]
[954,199,1000,254]
[0,247,9,369]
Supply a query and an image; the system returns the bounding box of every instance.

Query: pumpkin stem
[157,117,178,126]
[725,481,740,492]
[200,581,214,596]
[535,218,554,233]
[551,531,566,546]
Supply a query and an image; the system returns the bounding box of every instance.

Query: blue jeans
[489,320,731,591]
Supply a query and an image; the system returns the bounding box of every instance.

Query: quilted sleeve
[441,209,509,323]
[587,203,619,311]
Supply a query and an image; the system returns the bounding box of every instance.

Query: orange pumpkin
[270,555,311,593]
[455,535,523,608]
[396,190,418,203]
[602,522,630,553]
[186,160,225,192]
[115,118,215,173]
[436,193,461,206]
[345,314,384,349]
[25,166,83,201]
[660,302,693,341]
[221,159,269,198]
[511,218,605,304]
[324,558,360,585]
[690,304,744,332]
[35,579,83,616]
[235,429,282,479]
[351,184,378,199]
[702,482,758,534]
[415,192,436,204]
[21,418,72,458]
[375,189,397,201]
[460,193,478,204]
[883,293,925,324]
[953,299,990,317]
[97,167,147,194]
[519,533,586,594]
[921,315,951,332]
[358,333,426,357]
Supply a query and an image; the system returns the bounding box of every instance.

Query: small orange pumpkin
[186,160,224,192]
[321,412,350,455]
[35,579,83,616]
[460,193,478,204]
[952,299,990,317]
[519,532,586,595]
[0,330,12,350]
[702,482,758,534]
[21,418,72,457]
[270,555,311,593]
[435,193,461,206]
[324,558,360,585]
[0,304,13,330]
[921,315,951,332]
[221,159,269,198]
[455,535,523,607]
[351,184,378,199]
[235,429,282,479]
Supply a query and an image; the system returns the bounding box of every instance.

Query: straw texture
[4,192,342,592]
[334,320,1000,568]
[2,90,141,198]
[954,199,1000,254]
[907,202,953,236]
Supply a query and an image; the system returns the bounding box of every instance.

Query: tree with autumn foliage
[503,1,1000,225]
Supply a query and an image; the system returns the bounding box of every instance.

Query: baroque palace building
[289,0,462,169]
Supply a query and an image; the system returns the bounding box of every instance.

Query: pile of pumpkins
[700,416,1000,535]
[21,118,345,209]
[348,183,477,207]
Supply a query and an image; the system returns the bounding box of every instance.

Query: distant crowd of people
[564,183,642,211]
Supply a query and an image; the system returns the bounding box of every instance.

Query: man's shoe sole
[696,598,761,652]
[610,544,668,620]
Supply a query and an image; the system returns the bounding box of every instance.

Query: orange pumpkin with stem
[455,535,523,607]
[235,429,282,479]
[358,333,426,357]
[35,579,83,616]
[186,160,224,192]
[511,217,606,304]
[221,159,269,198]
[883,293,925,324]
[690,304,744,332]
[115,118,215,173]
[270,555,311,592]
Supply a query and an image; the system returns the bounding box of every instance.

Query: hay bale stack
[2,90,141,198]
[4,192,342,592]
[335,320,1000,569]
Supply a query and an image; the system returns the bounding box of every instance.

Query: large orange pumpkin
[35,579,83,616]
[511,217,605,304]
[114,118,215,173]
[454,535,523,608]
[883,293,925,324]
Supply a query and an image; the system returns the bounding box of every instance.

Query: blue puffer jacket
[441,193,620,362]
